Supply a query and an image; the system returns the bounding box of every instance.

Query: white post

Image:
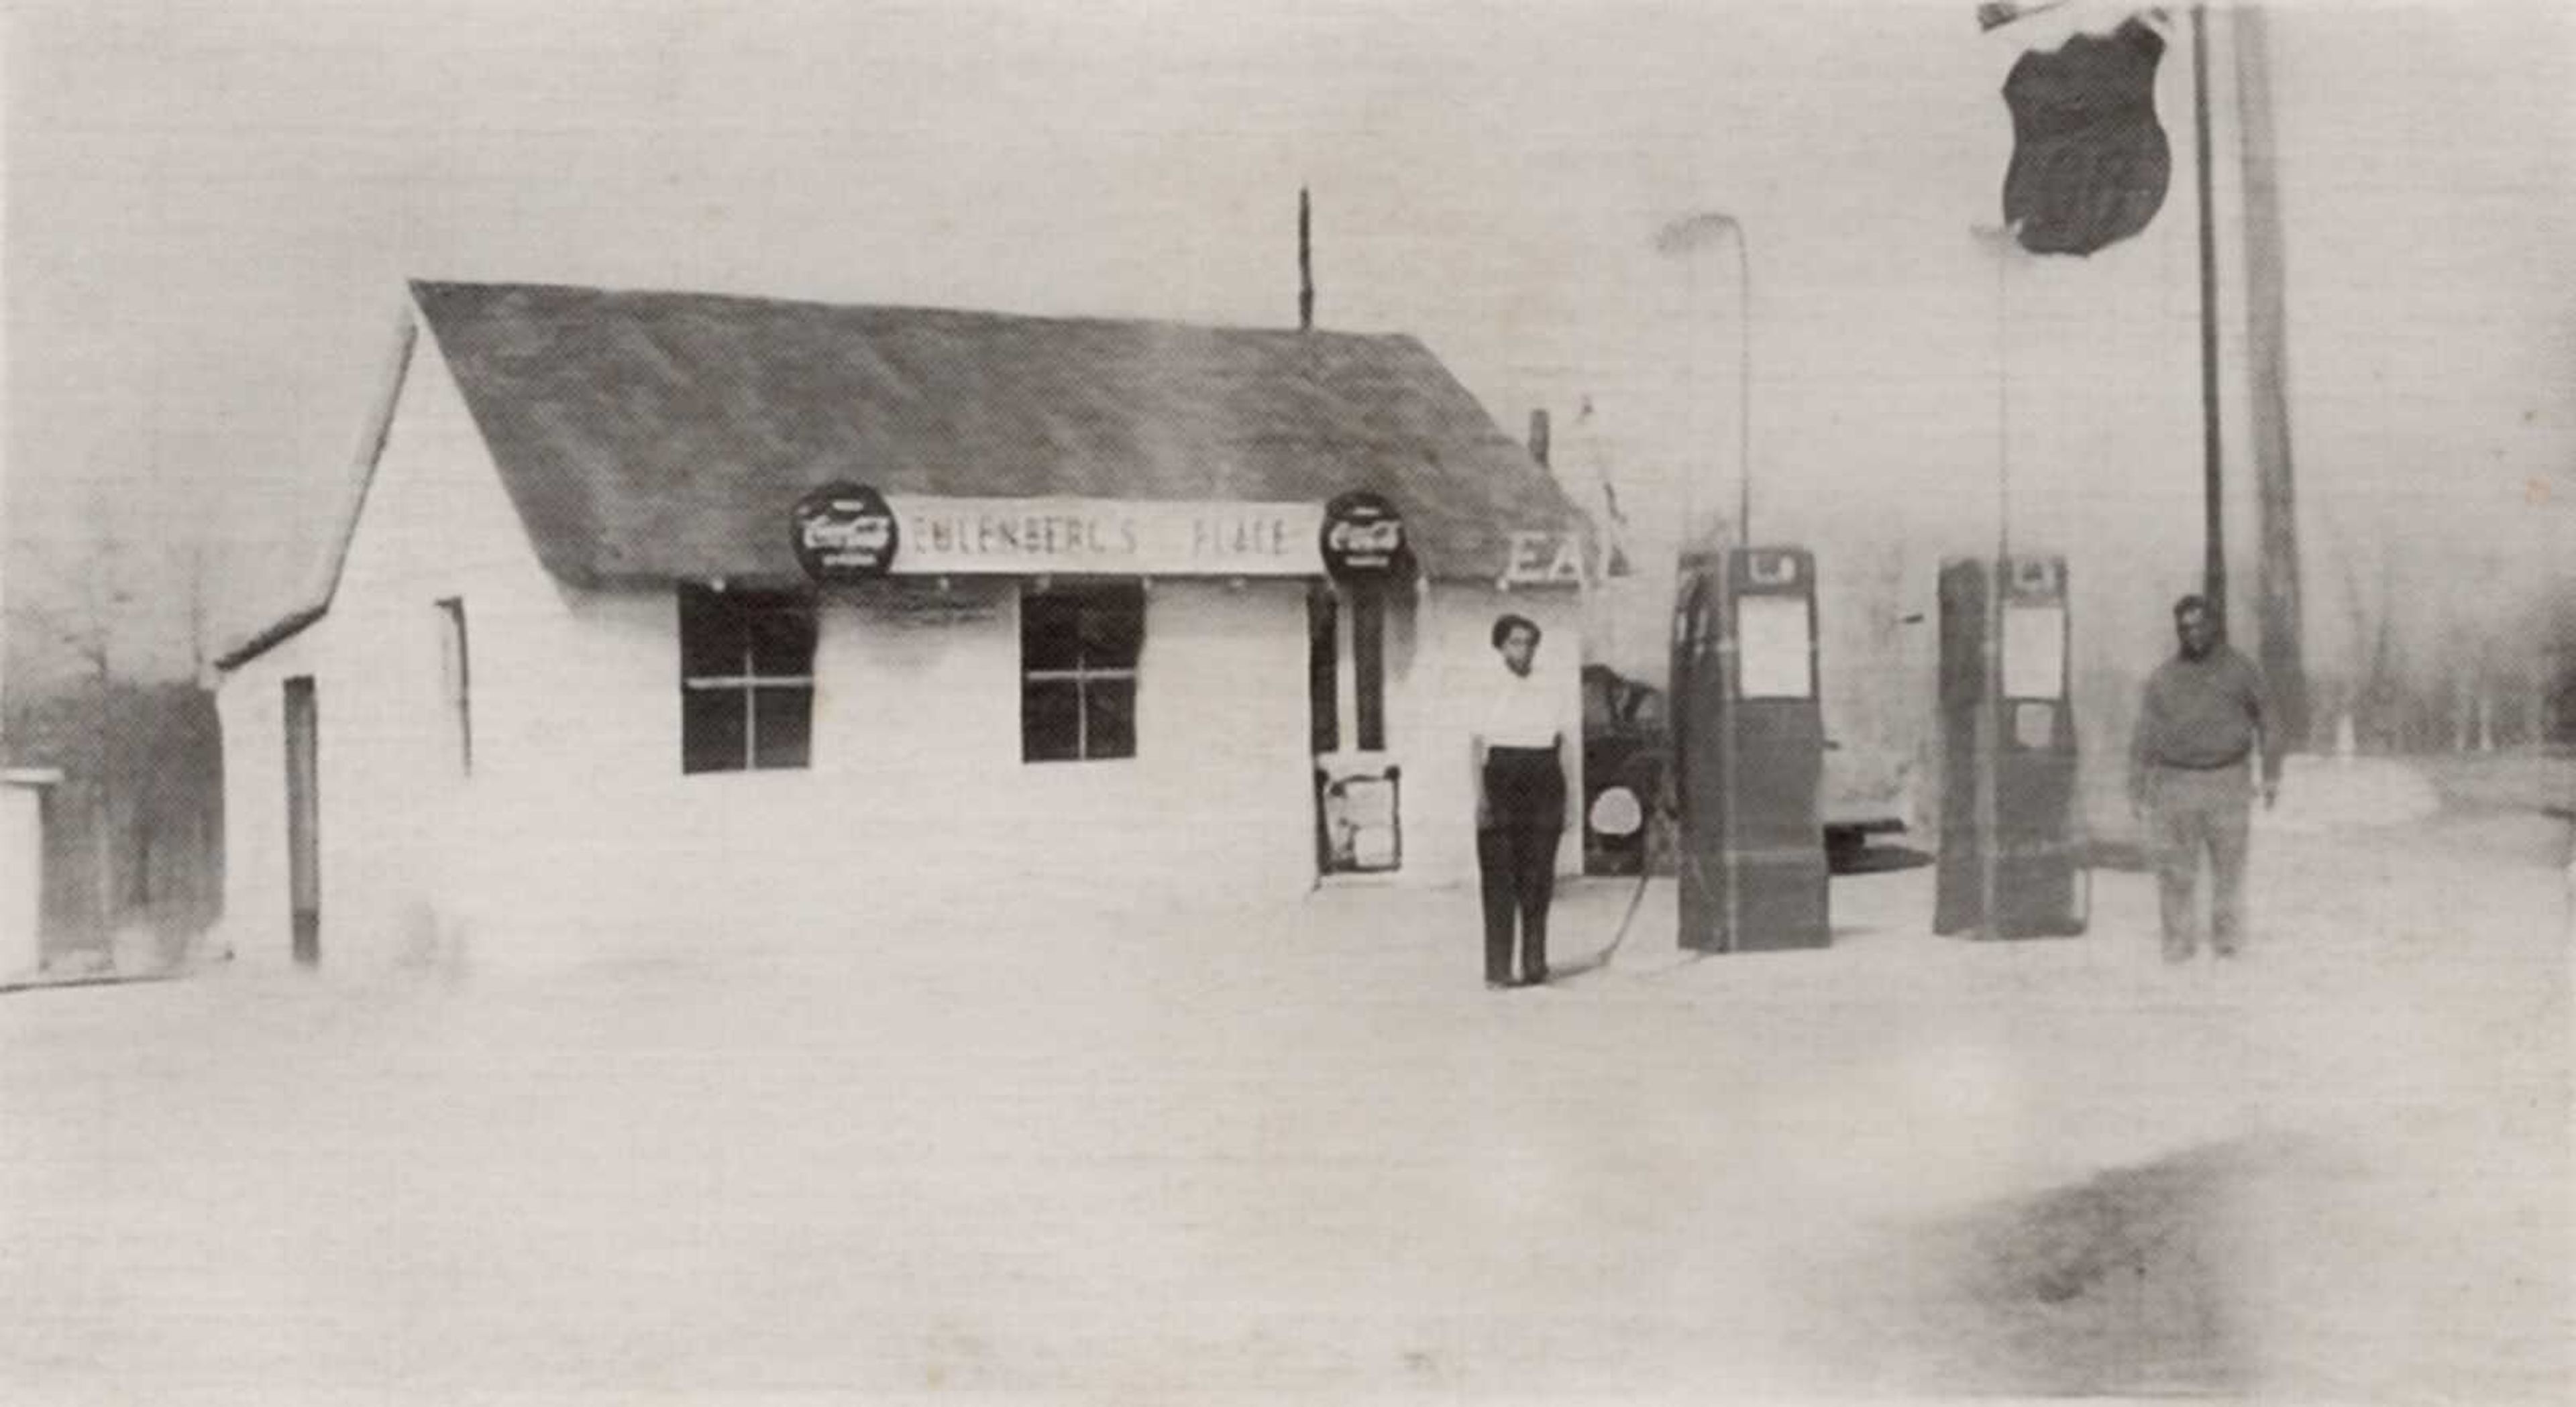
[0,27,25,978]
[2,771,62,978]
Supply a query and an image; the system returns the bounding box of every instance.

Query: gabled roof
[416,280,1582,587]
[223,280,1585,667]
[213,317,415,671]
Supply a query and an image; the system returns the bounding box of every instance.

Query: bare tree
[2316,492,2414,751]
[17,488,144,958]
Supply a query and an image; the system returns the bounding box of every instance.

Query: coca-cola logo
[1319,491,1408,581]
[792,482,899,581]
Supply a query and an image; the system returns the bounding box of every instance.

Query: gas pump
[1670,545,1831,952]
[1934,555,2088,938]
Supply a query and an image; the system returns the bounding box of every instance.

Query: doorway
[283,676,319,965]
[1308,581,1399,874]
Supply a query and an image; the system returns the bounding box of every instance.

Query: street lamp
[1969,221,2024,568]
[1968,220,2023,942]
[1654,212,1754,547]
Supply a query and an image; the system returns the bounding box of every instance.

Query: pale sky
[5,0,2570,687]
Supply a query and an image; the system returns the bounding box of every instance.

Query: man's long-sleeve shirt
[2129,646,2273,797]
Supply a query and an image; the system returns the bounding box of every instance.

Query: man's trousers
[2147,763,2254,959]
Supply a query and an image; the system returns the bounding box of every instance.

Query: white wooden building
[215,282,1590,974]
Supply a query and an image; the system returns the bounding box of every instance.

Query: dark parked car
[1581,665,1670,875]
[1580,664,1904,876]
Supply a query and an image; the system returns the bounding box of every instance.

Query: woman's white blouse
[1479,668,1566,748]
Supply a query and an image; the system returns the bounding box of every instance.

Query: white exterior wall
[221,313,1587,976]
[458,577,1320,970]
[217,317,561,972]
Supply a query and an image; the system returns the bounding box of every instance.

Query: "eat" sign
[1501,531,1584,585]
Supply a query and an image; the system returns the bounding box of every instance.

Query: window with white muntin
[679,583,816,773]
[1020,580,1142,763]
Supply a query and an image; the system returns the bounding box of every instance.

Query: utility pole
[2235,3,2310,750]
[1297,186,1315,332]
[2190,4,2227,629]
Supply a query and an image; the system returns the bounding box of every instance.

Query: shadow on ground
[1807,1138,2277,1398]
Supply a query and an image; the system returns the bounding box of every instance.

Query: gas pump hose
[1554,794,1675,981]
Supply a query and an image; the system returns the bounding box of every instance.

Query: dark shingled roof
[412,280,1586,589]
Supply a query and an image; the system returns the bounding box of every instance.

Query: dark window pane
[1024,582,1144,761]
[1352,587,1386,751]
[1085,679,1136,760]
[1022,679,1082,762]
[1077,587,1145,667]
[745,595,817,677]
[753,686,813,769]
[683,687,747,773]
[679,585,746,679]
[1022,593,1081,673]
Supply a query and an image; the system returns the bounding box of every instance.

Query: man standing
[1473,614,1572,989]
[2129,595,2279,961]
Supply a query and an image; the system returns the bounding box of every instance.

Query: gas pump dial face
[1735,594,1814,699]
[2002,603,2068,699]
[2009,557,2061,596]
[1746,552,1800,585]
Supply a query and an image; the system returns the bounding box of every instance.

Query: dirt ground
[3,781,2568,1404]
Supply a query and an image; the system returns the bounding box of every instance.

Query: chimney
[1527,409,1551,468]
[1297,187,1315,331]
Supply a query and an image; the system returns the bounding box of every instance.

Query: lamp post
[1654,212,1754,547]
[1970,220,2025,942]
[1970,222,2023,564]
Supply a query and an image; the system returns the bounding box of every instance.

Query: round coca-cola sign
[1320,490,1409,582]
[792,482,899,582]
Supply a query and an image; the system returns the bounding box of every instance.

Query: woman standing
[1472,614,1572,989]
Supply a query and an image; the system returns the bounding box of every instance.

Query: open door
[1309,581,1401,875]
[284,677,320,965]
[1311,492,1413,878]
